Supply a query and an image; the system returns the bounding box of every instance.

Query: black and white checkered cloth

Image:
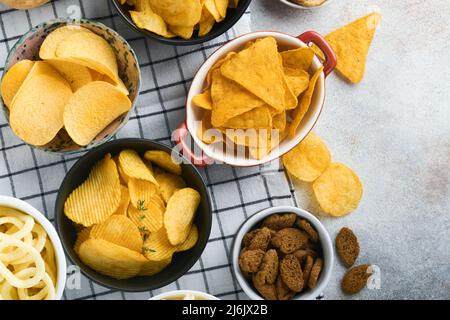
[0,0,299,300]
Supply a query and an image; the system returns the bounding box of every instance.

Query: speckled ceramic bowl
[1,18,141,154]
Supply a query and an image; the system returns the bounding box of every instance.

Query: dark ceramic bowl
[111,0,252,46]
[55,138,212,291]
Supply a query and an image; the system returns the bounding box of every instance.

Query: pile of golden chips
[282,132,363,217]
[192,36,323,159]
[123,0,239,40]
[0,25,131,147]
[64,149,201,279]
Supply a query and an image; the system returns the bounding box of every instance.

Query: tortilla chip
[283,67,310,97]
[197,111,222,144]
[223,106,272,129]
[192,89,213,110]
[315,12,381,83]
[220,37,286,111]
[288,66,323,139]
[280,47,315,71]
[210,68,265,127]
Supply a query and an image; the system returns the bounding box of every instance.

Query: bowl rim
[149,289,220,300]
[185,30,327,167]
[54,138,213,292]
[278,0,332,10]
[111,0,252,46]
[231,205,334,300]
[0,17,142,155]
[0,195,67,300]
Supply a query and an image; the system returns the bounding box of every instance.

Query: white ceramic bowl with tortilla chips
[0,18,140,154]
[176,31,336,167]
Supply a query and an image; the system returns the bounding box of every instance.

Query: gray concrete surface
[250,0,450,299]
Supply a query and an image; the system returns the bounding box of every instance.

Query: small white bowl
[150,290,220,300]
[279,0,331,10]
[232,206,333,300]
[0,196,67,300]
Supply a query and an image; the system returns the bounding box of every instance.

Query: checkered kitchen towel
[0,0,298,300]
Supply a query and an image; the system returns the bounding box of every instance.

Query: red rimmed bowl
[174,31,336,167]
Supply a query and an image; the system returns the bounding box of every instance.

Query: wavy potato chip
[282,132,331,182]
[45,58,93,92]
[154,171,186,203]
[119,150,159,185]
[64,81,131,146]
[79,238,147,279]
[204,0,222,22]
[210,68,265,127]
[114,185,130,216]
[198,7,215,36]
[142,227,177,261]
[138,258,171,276]
[130,10,175,38]
[128,201,164,233]
[1,59,34,108]
[74,227,91,255]
[149,0,202,27]
[215,0,228,18]
[312,163,363,217]
[64,154,121,227]
[169,24,194,39]
[176,224,198,252]
[39,25,92,60]
[90,215,143,252]
[135,0,151,12]
[10,61,72,146]
[144,150,182,175]
[221,37,286,111]
[128,178,159,209]
[164,188,200,245]
[289,66,323,139]
[55,31,119,84]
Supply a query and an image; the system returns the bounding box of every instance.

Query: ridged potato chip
[220,37,286,111]
[45,58,93,92]
[64,81,131,146]
[114,185,130,215]
[1,59,34,108]
[79,238,147,279]
[138,258,171,276]
[64,154,121,227]
[10,61,72,146]
[39,25,92,60]
[141,227,177,261]
[90,215,143,252]
[289,66,323,139]
[164,188,200,245]
[55,31,119,84]
[119,149,159,184]
[154,171,186,203]
[283,132,331,182]
[128,178,159,209]
[312,163,363,216]
[128,201,164,233]
[74,227,91,255]
[176,224,198,252]
[144,150,182,175]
